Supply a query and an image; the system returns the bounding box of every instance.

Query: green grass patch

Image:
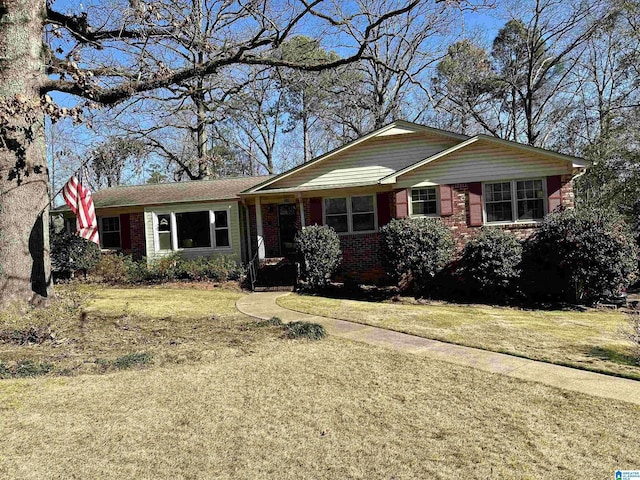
[277,293,640,379]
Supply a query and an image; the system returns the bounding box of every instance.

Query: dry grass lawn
[277,293,640,379]
[1,284,639,479]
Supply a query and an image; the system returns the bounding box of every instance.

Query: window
[484,179,545,224]
[485,182,513,223]
[157,214,172,250]
[411,188,437,216]
[351,195,375,231]
[325,198,349,233]
[100,216,121,249]
[176,211,211,248]
[324,195,376,233]
[213,210,230,247]
[516,179,545,221]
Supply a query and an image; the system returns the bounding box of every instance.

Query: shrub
[286,321,327,340]
[50,229,101,279]
[94,253,130,284]
[257,316,283,327]
[460,228,522,298]
[522,207,639,303]
[295,225,342,289]
[380,217,454,293]
[173,254,244,282]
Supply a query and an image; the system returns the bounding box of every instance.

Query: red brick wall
[338,233,385,283]
[128,212,145,258]
[261,203,280,257]
[247,174,576,283]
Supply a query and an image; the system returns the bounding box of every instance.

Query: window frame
[482,178,547,225]
[153,208,233,252]
[323,194,378,234]
[409,187,439,217]
[99,216,121,250]
[212,210,231,248]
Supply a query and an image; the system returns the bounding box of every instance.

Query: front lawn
[277,293,640,379]
[1,284,639,478]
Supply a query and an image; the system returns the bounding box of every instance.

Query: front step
[254,257,297,290]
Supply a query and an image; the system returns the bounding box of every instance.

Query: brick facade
[128,212,145,258]
[253,175,576,284]
[338,233,384,282]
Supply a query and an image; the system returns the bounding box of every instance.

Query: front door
[278,203,298,256]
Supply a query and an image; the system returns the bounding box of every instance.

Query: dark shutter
[395,189,409,218]
[376,192,391,227]
[439,185,453,216]
[547,175,562,212]
[468,182,483,227]
[310,197,323,225]
[120,213,131,250]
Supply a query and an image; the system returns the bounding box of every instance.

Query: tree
[0,0,426,305]
[433,39,498,135]
[278,36,340,163]
[89,136,148,188]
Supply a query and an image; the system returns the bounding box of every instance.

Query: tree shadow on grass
[587,346,639,367]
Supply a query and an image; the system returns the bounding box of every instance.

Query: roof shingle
[54,175,273,211]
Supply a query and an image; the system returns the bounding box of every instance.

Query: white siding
[265,133,459,190]
[144,201,242,264]
[396,141,573,188]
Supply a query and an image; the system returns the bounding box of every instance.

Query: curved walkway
[236,292,640,406]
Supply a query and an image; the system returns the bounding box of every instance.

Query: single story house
[55,120,588,283]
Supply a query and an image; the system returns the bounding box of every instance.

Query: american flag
[62,176,100,245]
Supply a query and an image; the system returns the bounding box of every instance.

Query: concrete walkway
[237,292,640,406]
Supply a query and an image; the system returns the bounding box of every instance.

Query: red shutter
[395,189,409,218]
[547,175,562,212]
[120,213,131,250]
[377,192,391,227]
[468,182,483,227]
[439,185,453,216]
[310,197,323,225]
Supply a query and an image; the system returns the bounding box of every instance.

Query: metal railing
[247,238,264,291]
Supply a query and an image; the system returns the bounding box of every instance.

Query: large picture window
[100,216,121,249]
[176,211,211,248]
[324,195,376,233]
[484,179,545,224]
[411,188,437,216]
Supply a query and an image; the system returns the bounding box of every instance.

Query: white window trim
[153,209,233,252]
[211,210,232,249]
[409,187,440,217]
[99,216,121,250]
[323,194,378,234]
[482,178,547,225]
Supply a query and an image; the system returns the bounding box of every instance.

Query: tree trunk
[0,0,52,306]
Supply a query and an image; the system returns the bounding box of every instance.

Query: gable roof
[379,135,589,184]
[241,120,469,194]
[53,175,272,212]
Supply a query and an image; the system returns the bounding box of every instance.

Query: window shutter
[468,182,483,227]
[310,197,323,225]
[395,189,409,218]
[120,213,131,250]
[547,175,562,212]
[377,192,391,227]
[439,185,453,216]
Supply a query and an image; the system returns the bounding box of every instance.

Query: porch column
[255,196,266,260]
[297,193,305,228]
